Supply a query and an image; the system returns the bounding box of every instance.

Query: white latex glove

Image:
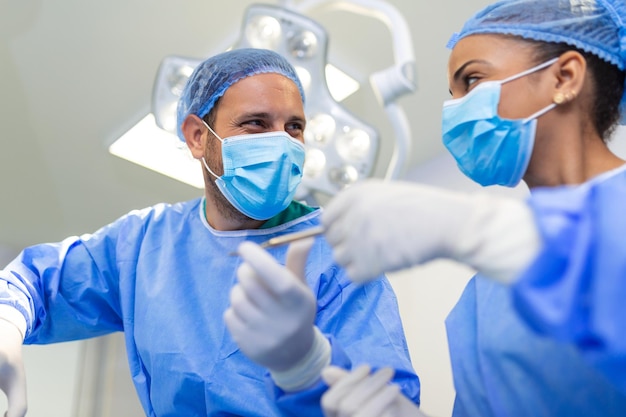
[321,365,427,417]
[322,179,541,284]
[0,319,27,417]
[224,237,318,373]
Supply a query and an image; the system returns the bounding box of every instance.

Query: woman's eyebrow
[452,59,491,83]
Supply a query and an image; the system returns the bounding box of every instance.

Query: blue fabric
[447,0,626,70]
[0,199,419,417]
[215,131,305,220]
[446,275,626,417]
[512,164,626,394]
[176,48,305,141]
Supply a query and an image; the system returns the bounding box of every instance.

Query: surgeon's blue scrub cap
[446,0,626,122]
[176,48,305,141]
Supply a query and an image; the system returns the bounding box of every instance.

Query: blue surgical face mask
[201,121,306,220]
[442,58,559,187]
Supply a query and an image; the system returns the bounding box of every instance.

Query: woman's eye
[465,76,479,89]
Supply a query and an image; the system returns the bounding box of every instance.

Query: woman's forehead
[448,34,535,74]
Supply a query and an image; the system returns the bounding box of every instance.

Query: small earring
[565,91,574,102]
[553,92,566,104]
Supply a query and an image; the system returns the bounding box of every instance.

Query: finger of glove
[227,282,267,325]
[321,187,359,227]
[223,307,253,347]
[355,384,400,417]
[4,367,27,417]
[6,395,27,417]
[238,241,299,295]
[332,238,384,283]
[236,263,279,312]
[337,251,378,284]
[335,367,395,415]
[321,365,371,413]
[285,237,314,282]
[321,366,350,386]
[392,393,427,417]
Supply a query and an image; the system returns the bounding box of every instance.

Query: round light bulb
[289,30,318,59]
[303,148,326,178]
[335,128,371,162]
[304,114,335,145]
[328,165,359,188]
[245,15,282,50]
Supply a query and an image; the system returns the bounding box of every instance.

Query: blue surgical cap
[176,48,305,141]
[447,0,626,122]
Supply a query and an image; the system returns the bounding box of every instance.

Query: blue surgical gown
[513,164,626,394]
[0,198,420,417]
[446,275,626,417]
[446,165,626,416]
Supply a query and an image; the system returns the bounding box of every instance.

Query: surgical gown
[512,163,626,394]
[446,164,626,416]
[446,275,626,417]
[0,198,420,417]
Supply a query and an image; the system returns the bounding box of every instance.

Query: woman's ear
[181,114,207,159]
[551,50,586,105]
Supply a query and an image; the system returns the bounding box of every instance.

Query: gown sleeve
[512,171,626,393]
[0,211,140,343]
[271,239,421,417]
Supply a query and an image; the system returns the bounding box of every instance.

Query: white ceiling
[0,0,494,256]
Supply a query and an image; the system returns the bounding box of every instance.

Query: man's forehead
[225,73,302,96]
[218,75,303,112]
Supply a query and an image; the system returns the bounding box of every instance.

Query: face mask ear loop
[199,119,223,180]
[523,103,557,123]
[499,57,559,124]
[202,157,220,180]
[501,57,560,84]
[201,119,224,143]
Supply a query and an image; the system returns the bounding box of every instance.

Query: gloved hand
[224,237,318,373]
[322,179,540,284]
[321,365,427,417]
[0,319,27,417]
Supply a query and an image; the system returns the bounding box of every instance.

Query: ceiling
[0,0,496,258]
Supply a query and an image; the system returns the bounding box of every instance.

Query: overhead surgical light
[111,0,416,204]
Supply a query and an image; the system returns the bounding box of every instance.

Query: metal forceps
[229,225,325,256]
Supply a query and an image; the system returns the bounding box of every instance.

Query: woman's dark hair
[530,40,625,140]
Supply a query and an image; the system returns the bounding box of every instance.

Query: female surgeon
[318,0,626,416]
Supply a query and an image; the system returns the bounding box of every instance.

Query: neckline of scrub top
[199,198,321,237]
[260,200,316,229]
